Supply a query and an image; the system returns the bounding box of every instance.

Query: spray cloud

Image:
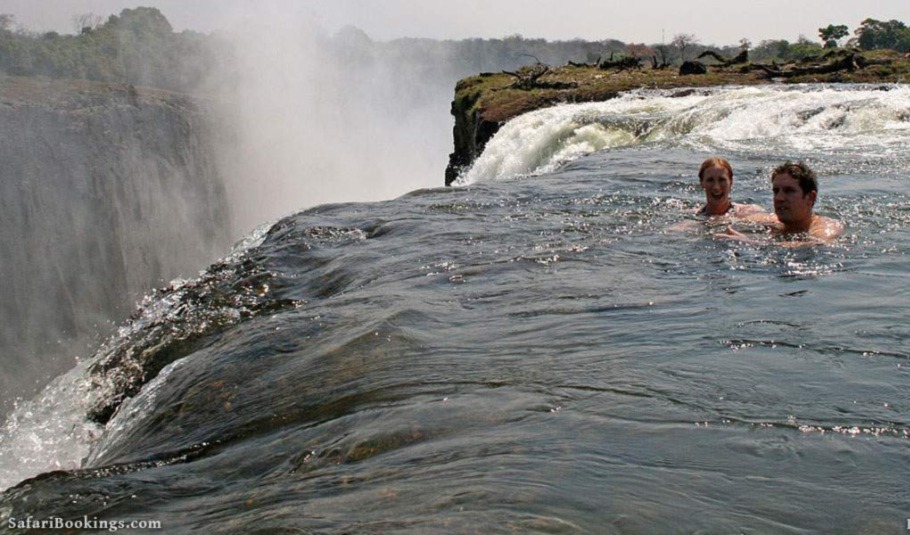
[204,5,455,236]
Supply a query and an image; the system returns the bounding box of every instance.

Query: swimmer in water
[696,157,764,217]
[720,161,843,245]
[671,157,765,232]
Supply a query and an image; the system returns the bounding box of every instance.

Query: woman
[696,157,762,217]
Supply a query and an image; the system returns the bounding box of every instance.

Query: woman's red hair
[698,157,733,181]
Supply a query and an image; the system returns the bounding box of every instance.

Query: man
[768,161,843,242]
[719,161,843,245]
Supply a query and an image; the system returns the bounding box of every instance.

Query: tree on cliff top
[818,24,849,47]
[852,18,910,52]
[671,33,699,62]
[105,7,174,37]
[0,7,220,92]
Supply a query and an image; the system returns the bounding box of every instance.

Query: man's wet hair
[772,161,818,195]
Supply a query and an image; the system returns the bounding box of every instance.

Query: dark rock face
[445,108,501,186]
[0,78,232,408]
[679,61,707,75]
[444,78,504,186]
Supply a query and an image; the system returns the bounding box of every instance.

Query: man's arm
[716,216,844,247]
[739,212,777,225]
[714,226,768,244]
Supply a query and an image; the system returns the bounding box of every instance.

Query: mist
[203,12,458,236]
[0,7,468,416]
[0,75,231,414]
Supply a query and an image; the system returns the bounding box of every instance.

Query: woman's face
[700,165,732,206]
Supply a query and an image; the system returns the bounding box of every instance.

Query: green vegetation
[748,38,825,63]
[853,18,910,51]
[819,24,849,47]
[2,8,909,97]
[0,8,220,91]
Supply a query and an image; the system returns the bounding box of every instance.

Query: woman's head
[698,157,733,215]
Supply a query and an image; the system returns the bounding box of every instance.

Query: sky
[2,0,909,46]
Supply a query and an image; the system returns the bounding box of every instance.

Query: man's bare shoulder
[773,215,843,247]
[809,215,844,243]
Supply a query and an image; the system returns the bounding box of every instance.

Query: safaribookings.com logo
[7,516,161,532]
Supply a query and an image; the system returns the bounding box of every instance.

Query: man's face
[772,172,816,226]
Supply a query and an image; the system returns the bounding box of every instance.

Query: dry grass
[458,50,910,125]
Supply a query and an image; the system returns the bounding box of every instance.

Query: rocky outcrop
[444,76,503,186]
[444,69,620,186]
[0,77,232,407]
[679,61,708,75]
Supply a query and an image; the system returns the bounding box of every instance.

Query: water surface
[1,85,909,533]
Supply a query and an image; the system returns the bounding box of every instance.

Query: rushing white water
[0,361,102,491]
[457,85,910,184]
[0,223,275,492]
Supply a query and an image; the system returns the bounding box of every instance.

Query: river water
[1,85,909,533]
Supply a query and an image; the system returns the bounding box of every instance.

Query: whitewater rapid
[457,85,910,184]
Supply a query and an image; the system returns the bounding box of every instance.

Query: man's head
[772,161,817,196]
[771,161,817,231]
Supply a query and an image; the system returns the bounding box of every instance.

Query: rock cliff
[0,77,232,407]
